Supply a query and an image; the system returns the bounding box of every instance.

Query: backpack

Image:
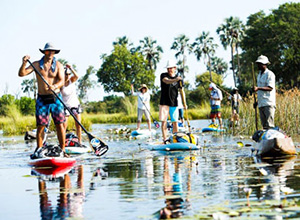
[172,132,196,144]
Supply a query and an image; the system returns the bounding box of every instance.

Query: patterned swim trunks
[36,93,66,126]
[210,105,221,118]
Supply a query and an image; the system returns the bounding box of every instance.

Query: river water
[1,120,300,220]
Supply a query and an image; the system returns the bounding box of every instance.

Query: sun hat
[39,42,60,54]
[255,55,270,65]
[138,84,148,92]
[209,83,216,89]
[165,60,177,69]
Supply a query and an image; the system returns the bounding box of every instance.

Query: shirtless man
[18,42,66,157]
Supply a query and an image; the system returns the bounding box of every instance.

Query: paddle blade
[88,134,109,157]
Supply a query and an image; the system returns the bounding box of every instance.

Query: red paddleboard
[29,157,76,168]
[32,165,74,178]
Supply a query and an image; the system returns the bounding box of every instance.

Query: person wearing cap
[18,42,67,158]
[254,55,276,129]
[209,83,223,128]
[61,64,82,144]
[159,60,184,144]
[228,87,242,126]
[130,83,151,131]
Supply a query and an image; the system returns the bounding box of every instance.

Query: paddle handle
[252,63,259,131]
[27,60,89,134]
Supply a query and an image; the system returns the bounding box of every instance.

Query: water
[1,120,300,220]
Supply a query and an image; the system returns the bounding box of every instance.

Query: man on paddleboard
[18,42,67,157]
[254,55,276,129]
[159,60,184,144]
[209,82,223,129]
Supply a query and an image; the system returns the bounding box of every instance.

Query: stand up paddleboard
[31,165,74,178]
[202,124,225,133]
[151,142,200,151]
[65,133,92,154]
[29,157,76,168]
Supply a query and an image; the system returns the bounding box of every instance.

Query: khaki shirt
[257,68,276,108]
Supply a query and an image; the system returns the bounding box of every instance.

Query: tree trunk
[231,42,236,87]
[208,54,212,81]
[236,45,241,86]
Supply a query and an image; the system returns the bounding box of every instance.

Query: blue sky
[0,0,296,101]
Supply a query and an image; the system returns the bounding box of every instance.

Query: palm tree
[216,16,245,86]
[209,57,228,76]
[21,77,37,99]
[77,66,96,101]
[136,36,163,71]
[191,31,218,81]
[170,34,190,78]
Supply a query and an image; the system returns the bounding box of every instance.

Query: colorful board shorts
[36,94,66,126]
[210,105,221,118]
[159,105,178,122]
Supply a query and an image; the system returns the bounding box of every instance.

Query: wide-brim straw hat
[255,55,270,65]
[39,42,60,54]
[138,84,148,92]
[165,60,177,68]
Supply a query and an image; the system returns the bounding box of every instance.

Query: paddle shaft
[27,60,90,136]
[179,81,191,133]
[252,63,259,131]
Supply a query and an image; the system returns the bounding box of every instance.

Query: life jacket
[65,133,80,147]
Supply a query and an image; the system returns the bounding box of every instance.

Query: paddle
[138,96,160,128]
[251,63,259,131]
[179,81,191,133]
[27,60,108,156]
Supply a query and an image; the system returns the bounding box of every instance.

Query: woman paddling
[61,64,82,144]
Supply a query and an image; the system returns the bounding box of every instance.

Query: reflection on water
[35,165,85,219]
[1,121,300,219]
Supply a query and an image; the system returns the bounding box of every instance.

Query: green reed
[239,88,300,136]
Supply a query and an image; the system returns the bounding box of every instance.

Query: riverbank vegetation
[0,89,299,137]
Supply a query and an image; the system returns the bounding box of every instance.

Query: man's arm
[162,76,182,84]
[67,64,79,83]
[18,55,34,77]
[254,86,273,92]
[50,62,64,92]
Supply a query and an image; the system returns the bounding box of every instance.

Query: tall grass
[239,88,300,136]
[2,105,36,135]
[1,89,299,136]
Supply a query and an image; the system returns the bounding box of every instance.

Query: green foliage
[77,65,96,101]
[240,2,300,88]
[21,78,37,99]
[189,72,224,105]
[0,94,16,116]
[16,97,35,116]
[136,36,163,70]
[97,44,155,96]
